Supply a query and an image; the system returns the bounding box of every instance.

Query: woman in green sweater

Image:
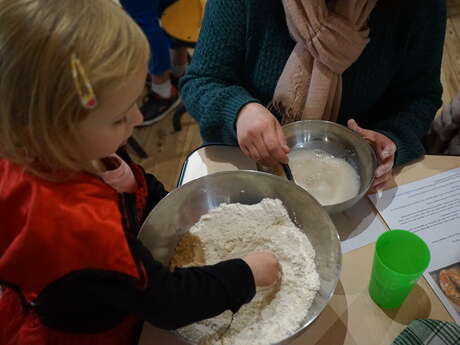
[181,0,446,191]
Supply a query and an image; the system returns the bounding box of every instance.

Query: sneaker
[138,86,180,127]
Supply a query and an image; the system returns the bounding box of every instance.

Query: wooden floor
[129,111,201,190]
[131,0,460,191]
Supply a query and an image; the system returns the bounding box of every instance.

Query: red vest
[0,160,146,345]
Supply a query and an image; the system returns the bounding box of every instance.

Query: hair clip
[70,53,98,109]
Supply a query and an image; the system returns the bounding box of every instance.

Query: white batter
[174,198,320,345]
[288,149,360,205]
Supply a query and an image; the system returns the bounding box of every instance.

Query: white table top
[140,148,457,345]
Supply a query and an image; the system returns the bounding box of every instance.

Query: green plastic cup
[369,230,431,309]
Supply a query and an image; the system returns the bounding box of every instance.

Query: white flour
[288,149,360,205]
[175,198,320,345]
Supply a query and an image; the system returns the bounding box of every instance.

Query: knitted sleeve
[370,0,446,166]
[180,0,260,144]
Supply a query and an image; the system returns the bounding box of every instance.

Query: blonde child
[0,1,280,344]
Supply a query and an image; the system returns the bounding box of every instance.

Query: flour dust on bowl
[138,170,342,345]
[283,120,377,214]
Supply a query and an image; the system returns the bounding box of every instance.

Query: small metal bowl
[139,170,341,345]
[283,120,377,214]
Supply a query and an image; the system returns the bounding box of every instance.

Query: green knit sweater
[181,0,446,166]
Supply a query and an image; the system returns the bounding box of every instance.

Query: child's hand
[243,251,281,287]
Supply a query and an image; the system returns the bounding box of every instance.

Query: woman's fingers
[249,144,263,162]
[240,142,261,162]
[372,154,394,190]
[347,118,368,138]
[348,118,378,152]
[370,169,393,192]
[347,118,358,131]
[347,118,397,192]
[372,154,394,191]
[275,122,290,153]
[236,103,289,165]
[373,138,395,191]
[375,157,394,178]
[372,172,391,188]
[376,137,397,162]
[263,128,288,164]
[372,179,391,193]
[257,134,280,166]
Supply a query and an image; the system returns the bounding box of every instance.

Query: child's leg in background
[120,0,172,97]
[120,0,186,124]
[170,41,189,84]
[160,0,191,80]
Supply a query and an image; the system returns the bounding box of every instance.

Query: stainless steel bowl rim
[142,169,344,226]
[138,170,342,345]
[283,120,378,212]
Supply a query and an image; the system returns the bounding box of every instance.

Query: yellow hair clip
[70,54,98,109]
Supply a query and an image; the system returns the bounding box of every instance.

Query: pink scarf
[272,0,377,123]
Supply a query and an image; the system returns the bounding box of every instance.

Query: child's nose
[130,106,143,127]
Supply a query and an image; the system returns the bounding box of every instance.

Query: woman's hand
[347,119,397,192]
[236,103,290,166]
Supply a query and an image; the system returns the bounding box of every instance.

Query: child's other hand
[243,251,281,287]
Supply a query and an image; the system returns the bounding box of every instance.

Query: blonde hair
[0,0,149,178]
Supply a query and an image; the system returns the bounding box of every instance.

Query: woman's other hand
[348,119,396,192]
[236,103,290,166]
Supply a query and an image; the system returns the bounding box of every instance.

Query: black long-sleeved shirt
[0,150,255,339]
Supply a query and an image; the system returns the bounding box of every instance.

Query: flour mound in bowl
[173,198,320,345]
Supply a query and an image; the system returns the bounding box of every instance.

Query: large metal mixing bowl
[283,120,377,214]
[138,170,341,345]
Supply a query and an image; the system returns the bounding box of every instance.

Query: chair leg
[173,104,187,132]
[128,137,148,159]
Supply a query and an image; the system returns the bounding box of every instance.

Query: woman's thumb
[347,118,364,134]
